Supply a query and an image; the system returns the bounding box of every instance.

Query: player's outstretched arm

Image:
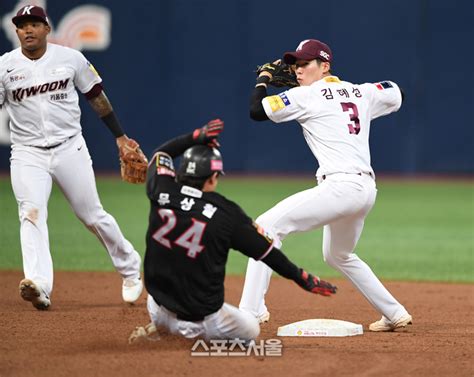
[87,89,128,143]
[232,221,337,297]
[86,88,147,183]
[152,119,224,159]
[261,247,337,296]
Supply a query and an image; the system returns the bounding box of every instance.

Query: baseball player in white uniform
[240,39,412,331]
[0,5,143,310]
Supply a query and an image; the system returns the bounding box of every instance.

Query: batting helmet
[177,145,224,179]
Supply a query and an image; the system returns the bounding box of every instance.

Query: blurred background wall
[1,0,473,174]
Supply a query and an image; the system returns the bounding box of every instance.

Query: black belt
[30,136,74,150]
[322,172,373,180]
[176,313,205,322]
[157,301,206,321]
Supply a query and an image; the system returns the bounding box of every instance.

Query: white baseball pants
[147,295,260,342]
[239,173,409,323]
[10,133,141,296]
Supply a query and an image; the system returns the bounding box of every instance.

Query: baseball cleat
[19,279,51,310]
[258,311,270,324]
[122,276,143,304]
[369,313,412,332]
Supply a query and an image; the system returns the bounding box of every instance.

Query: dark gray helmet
[177,145,224,178]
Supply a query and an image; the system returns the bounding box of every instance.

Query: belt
[158,303,206,322]
[29,136,74,150]
[177,313,205,322]
[322,172,373,180]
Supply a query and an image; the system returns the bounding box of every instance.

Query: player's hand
[256,59,298,88]
[116,135,148,184]
[116,135,129,149]
[256,59,282,79]
[297,269,337,296]
[117,135,147,163]
[193,119,224,146]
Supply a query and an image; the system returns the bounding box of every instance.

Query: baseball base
[277,319,363,337]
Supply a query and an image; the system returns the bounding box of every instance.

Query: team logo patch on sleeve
[267,93,291,112]
[156,153,175,176]
[279,92,291,106]
[375,81,393,90]
[253,222,273,244]
[87,62,100,76]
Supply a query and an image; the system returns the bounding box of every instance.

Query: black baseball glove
[256,61,298,88]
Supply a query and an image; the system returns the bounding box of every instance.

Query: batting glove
[298,269,337,296]
[193,119,224,146]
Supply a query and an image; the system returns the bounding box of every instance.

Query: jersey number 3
[152,209,206,259]
[341,102,360,135]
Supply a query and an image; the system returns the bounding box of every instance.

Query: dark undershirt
[249,85,269,121]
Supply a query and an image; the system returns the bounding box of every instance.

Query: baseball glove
[256,61,298,88]
[119,138,148,184]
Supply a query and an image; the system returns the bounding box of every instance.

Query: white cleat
[369,313,413,332]
[19,279,51,310]
[122,277,143,304]
[258,311,270,324]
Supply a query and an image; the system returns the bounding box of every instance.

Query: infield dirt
[1,271,472,377]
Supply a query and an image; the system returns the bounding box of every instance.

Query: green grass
[0,176,473,282]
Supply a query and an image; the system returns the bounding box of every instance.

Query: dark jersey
[144,152,274,321]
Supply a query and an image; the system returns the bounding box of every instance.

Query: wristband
[256,75,271,85]
[101,112,125,138]
[192,128,201,140]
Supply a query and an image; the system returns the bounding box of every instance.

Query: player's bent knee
[255,216,285,248]
[255,213,275,229]
[19,205,41,225]
[323,250,353,269]
[80,210,109,230]
[323,249,340,266]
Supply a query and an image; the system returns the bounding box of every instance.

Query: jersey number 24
[152,209,206,259]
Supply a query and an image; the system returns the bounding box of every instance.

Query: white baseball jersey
[0,43,102,147]
[261,76,402,177]
[241,75,409,324]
